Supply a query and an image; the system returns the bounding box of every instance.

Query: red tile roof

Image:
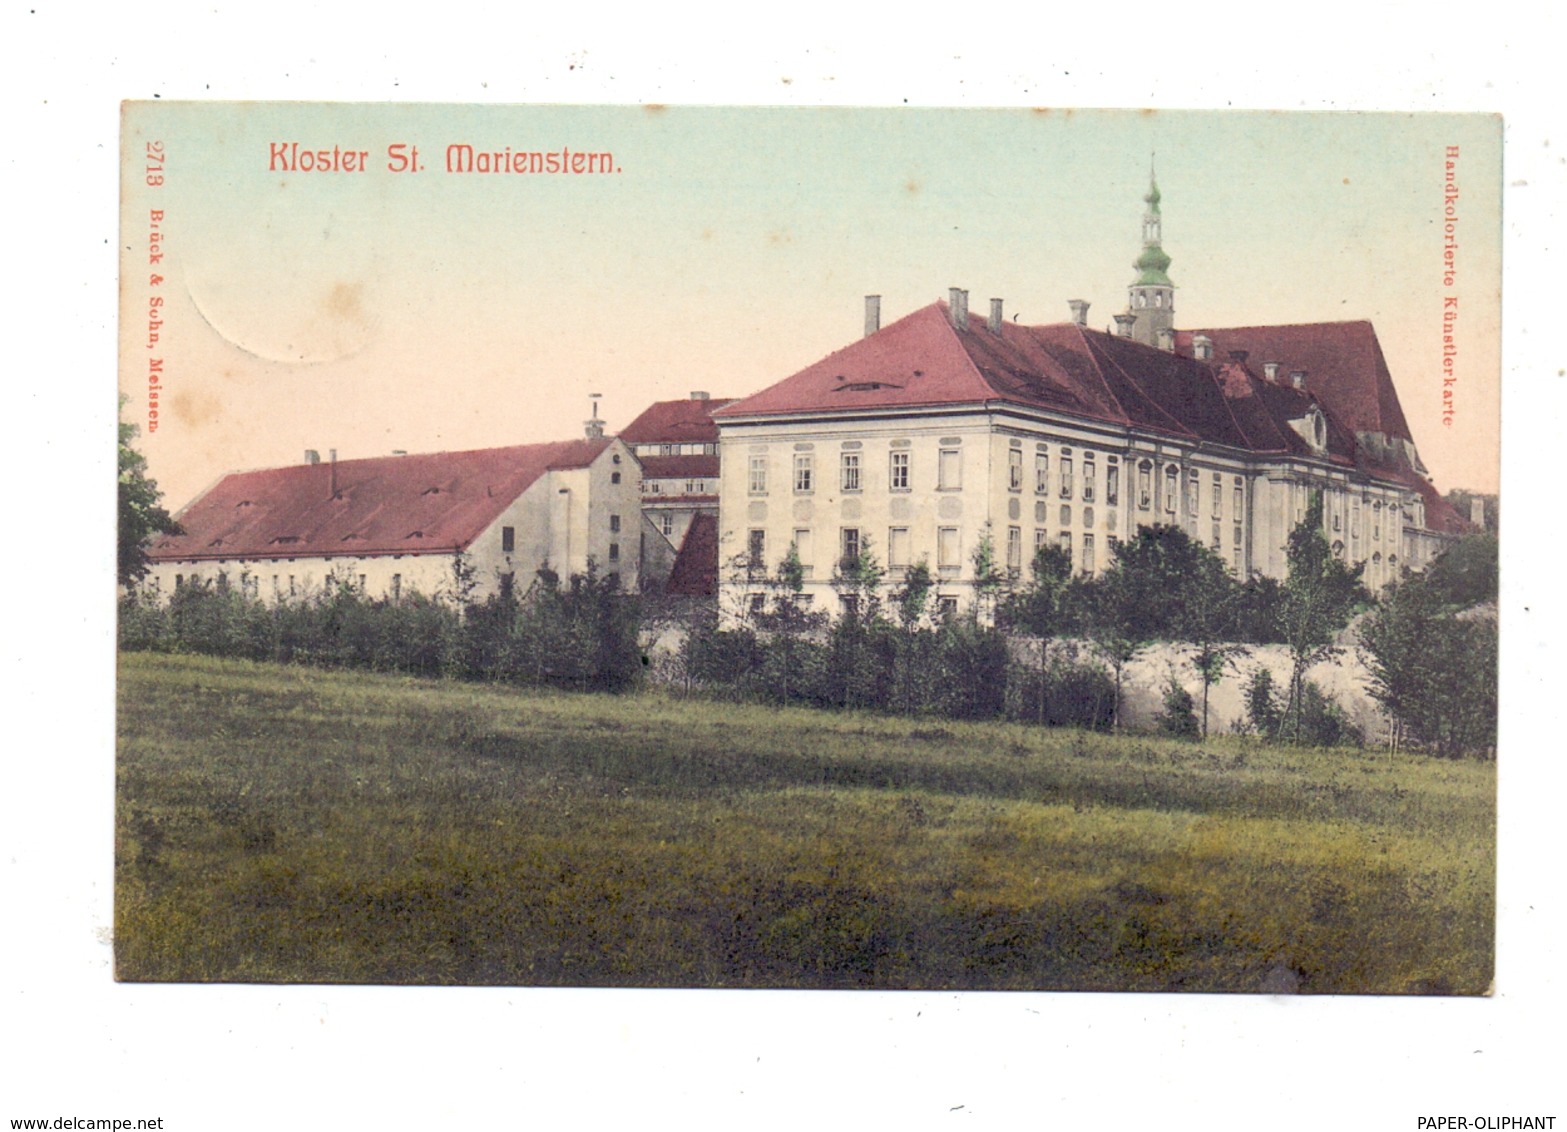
[150,439,612,563]
[638,454,720,480]
[715,301,1366,459]
[666,513,719,596]
[618,396,737,444]
[1399,472,1474,536]
[1176,322,1413,442]
[715,298,1456,532]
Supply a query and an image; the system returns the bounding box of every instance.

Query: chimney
[1227,349,1249,364]
[1470,496,1486,527]
[329,448,338,498]
[1156,327,1175,352]
[1112,313,1137,338]
[1068,299,1090,327]
[988,298,1004,336]
[864,295,881,338]
[1192,334,1212,361]
[392,449,408,457]
[1263,362,1281,382]
[689,390,710,401]
[305,449,320,465]
[1290,369,1308,390]
[948,287,969,331]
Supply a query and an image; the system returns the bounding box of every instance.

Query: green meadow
[115,652,1494,992]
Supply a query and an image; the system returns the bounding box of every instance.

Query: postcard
[116,103,1500,994]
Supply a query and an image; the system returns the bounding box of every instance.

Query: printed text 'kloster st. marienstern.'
[267,142,622,176]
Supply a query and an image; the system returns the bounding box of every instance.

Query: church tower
[1126,165,1174,348]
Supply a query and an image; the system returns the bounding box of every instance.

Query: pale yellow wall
[718,409,1422,621]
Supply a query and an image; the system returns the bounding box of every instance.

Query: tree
[968,527,1006,624]
[1419,532,1499,609]
[118,410,181,587]
[1172,542,1249,739]
[1278,491,1366,742]
[1358,571,1497,757]
[999,543,1073,724]
[1080,525,1227,733]
[756,542,830,706]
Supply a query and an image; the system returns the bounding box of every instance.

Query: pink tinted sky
[121,105,1500,508]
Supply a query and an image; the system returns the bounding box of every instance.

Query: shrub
[1155,670,1199,739]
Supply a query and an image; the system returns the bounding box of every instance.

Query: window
[1187,470,1200,517]
[748,528,766,570]
[1138,461,1153,510]
[1164,465,1178,514]
[1373,503,1382,541]
[937,527,960,571]
[1035,528,1048,549]
[500,525,515,552]
[358,574,367,591]
[659,513,675,537]
[794,454,814,493]
[1007,526,1022,574]
[841,527,862,569]
[175,574,184,589]
[1106,460,1120,507]
[749,592,766,616]
[649,481,663,494]
[608,542,620,562]
[611,472,621,484]
[500,572,515,600]
[391,573,402,601]
[686,480,700,494]
[609,514,621,533]
[888,527,911,570]
[1058,531,1072,557]
[288,575,296,597]
[937,596,959,619]
[1082,456,1097,503]
[1035,452,1050,495]
[660,443,675,457]
[889,451,910,491]
[793,528,814,576]
[1059,453,1074,499]
[1213,473,1223,516]
[1233,522,1243,546]
[748,456,767,495]
[1212,522,1221,550]
[938,448,961,491]
[1060,504,1071,528]
[841,452,861,492]
[1008,448,1023,492]
[1234,479,1244,520]
[1081,534,1095,573]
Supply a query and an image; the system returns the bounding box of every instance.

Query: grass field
[115,652,1494,992]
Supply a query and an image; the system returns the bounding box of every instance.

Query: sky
[120,105,1502,508]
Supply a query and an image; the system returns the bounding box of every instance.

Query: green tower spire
[1124,159,1176,348]
[1133,163,1173,286]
